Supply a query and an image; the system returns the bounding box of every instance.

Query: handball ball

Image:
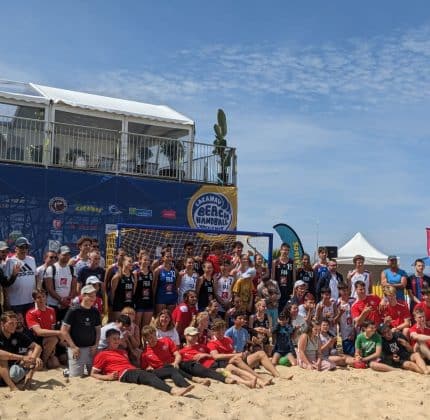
[279,356,291,366]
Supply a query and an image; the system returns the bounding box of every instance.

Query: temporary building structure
[337,232,388,265]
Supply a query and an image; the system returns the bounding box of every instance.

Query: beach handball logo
[49,197,68,214]
[190,192,232,231]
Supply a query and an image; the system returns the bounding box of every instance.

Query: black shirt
[382,332,411,361]
[0,329,34,366]
[63,306,101,347]
[78,266,105,286]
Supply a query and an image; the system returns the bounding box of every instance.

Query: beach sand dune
[0,367,428,419]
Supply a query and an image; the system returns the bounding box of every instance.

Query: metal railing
[0,114,237,185]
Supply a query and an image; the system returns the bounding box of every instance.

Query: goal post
[106,223,273,268]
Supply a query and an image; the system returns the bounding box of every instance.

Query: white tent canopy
[337,232,388,265]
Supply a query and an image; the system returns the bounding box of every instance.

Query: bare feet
[225,377,237,384]
[192,377,211,386]
[170,384,194,397]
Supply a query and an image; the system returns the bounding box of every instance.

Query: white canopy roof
[337,232,388,265]
[0,80,194,126]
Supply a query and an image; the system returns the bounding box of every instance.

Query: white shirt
[337,297,356,340]
[156,327,180,346]
[4,255,37,306]
[216,275,235,310]
[98,322,123,349]
[350,271,371,298]
[178,272,198,303]
[45,263,74,306]
[329,274,339,301]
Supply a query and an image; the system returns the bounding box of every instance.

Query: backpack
[42,264,74,291]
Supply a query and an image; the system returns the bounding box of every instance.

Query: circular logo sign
[49,197,68,214]
[190,192,232,231]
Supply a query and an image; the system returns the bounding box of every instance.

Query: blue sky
[1,0,430,264]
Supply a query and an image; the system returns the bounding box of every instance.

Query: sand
[0,366,428,420]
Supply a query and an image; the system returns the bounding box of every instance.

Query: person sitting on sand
[0,311,42,391]
[225,312,280,378]
[319,318,347,367]
[409,308,430,362]
[25,288,65,368]
[377,323,429,374]
[140,325,210,387]
[208,319,275,387]
[297,320,335,371]
[271,311,297,367]
[153,309,180,346]
[178,326,255,388]
[91,329,193,396]
[349,320,385,371]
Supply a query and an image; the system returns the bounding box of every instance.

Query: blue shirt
[384,268,407,300]
[225,326,249,352]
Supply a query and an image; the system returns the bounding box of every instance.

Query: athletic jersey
[296,268,315,294]
[178,272,198,303]
[251,313,270,344]
[383,269,407,300]
[337,297,356,340]
[407,274,430,302]
[351,295,382,325]
[316,301,337,336]
[70,255,89,278]
[93,349,134,378]
[4,255,37,306]
[381,302,411,328]
[134,270,153,309]
[313,263,329,284]
[140,337,176,369]
[25,306,56,332]
[273,258,294,304]
[155,267,177,303]
[215,275,234,310]
[207,336,234,354]
[179,343,214,368]
[112,274,134,310]
[349,270,371,298]
[45,263,74,307]
[198,277,214,310]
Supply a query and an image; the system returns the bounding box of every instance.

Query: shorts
[135,305,154,313]
[273,346,296,358]
[67,347,93,377]
[112,302,135,312]
[382,355,410,368]
[10,303,33,315]
[210,360,228,369]
[342,339,355,356]
[155,294,177,306]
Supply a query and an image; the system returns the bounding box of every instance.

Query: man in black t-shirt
[378,323,429,374]
[61,285,101,377]
[0,311,42,390]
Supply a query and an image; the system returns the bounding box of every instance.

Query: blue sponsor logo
[129,208,152,217]
[191,193,232,231]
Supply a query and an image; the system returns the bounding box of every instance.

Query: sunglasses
[17,245,29,249]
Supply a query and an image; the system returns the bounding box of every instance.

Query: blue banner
[0,163,237,261]
[273,223,304,266]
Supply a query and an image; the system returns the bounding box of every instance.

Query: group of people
[0,237,430,394]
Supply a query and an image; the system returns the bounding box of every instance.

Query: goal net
[105,223,273,267]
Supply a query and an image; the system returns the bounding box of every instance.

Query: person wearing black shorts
[133,253,153,330]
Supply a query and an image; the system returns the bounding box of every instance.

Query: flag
[273,223,305,267]
[427,228,430,256]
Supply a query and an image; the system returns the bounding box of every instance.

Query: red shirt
[207,336,234,354]
[206,254,231,274]
[414,302,430,322]
[179,343,214,368]
[140,337,176,369]
[381,302,411,328]
[172,303,197,337]
[351,295,382,325]
[409,324,430,348]
[93,349,135,378]
[25,306,56,332]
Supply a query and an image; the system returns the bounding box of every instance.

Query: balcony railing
[0,114,237,186]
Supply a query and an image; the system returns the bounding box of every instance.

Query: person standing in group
[175,241,197,272]
[44,246,77,323]
[296,253,316,296]
[215,258,235,317]
[194,244,210,276]
[60,285,101,377]
[69,236,93,278]
[133,253,154,330]
[407,259,430,312]
[35,250,57,288]
[347,255,372,299]
[153,250,178,315]
[206,242,230,276]
[110,256,135,320]
[177,257,199,303]
[381,256,408,302]
[336,282,356,356]
[196,261,215,313]
[77,250,105,294]
[271,243,294,314]
[316,259,343,302]
[0,241,9,270]
[232,268,256,314]
[313,246,329,287]
[3,237,37,315]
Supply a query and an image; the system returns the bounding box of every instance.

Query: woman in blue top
[153,250,179,315]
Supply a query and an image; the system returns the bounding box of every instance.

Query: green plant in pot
[159,140,185,178]
[213,109,231,184]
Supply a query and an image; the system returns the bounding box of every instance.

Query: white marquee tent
[337,232,388,265]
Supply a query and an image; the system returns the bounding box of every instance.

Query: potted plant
[159,140,185,178]
[213,109,232,184]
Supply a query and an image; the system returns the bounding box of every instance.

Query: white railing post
[120,117,128,172]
